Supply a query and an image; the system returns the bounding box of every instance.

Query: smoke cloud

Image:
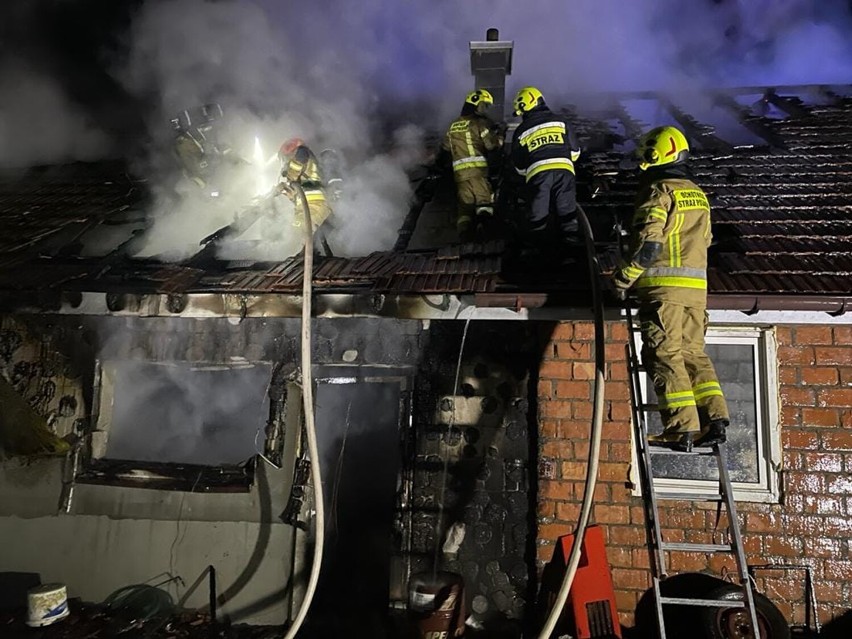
[4,0,850,255]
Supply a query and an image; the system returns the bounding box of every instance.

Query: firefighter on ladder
[277,137,334,233]
[611,126,728,452]
[441,89,505,242]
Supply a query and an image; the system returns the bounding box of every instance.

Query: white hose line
[283,185,324,639]
[537,205,606,639]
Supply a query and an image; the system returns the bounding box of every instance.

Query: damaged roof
[0,85,850,315]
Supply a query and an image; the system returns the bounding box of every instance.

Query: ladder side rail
[716,445,761,634]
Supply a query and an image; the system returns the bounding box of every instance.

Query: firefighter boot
[647,430,695,453]
[695,419,728,448]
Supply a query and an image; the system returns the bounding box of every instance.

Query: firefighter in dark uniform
[441,89,504,242]
[277,137,333,231]
[612,126,729,452]
[510,86,581,253]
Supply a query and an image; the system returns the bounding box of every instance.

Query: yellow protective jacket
[442,114,502,182]
[617,173,712,305]
[282,145,327,208]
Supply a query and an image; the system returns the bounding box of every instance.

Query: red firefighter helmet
[279,137,305,161]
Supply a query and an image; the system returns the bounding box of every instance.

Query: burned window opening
[78,359,279,492]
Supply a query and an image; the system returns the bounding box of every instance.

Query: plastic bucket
[26,583,70,627]
[409,571,465,639]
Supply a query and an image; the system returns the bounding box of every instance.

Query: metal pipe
[537,205,606,639]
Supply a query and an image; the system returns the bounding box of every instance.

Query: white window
[631,326,781,503]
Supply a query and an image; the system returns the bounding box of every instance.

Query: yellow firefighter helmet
[635,126,690,171]
[513,86,544,116]
[465,89,494,109]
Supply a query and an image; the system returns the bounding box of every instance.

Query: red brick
[826,475,852,495]
[611,568,651,590]
[607,401,633,422]
[550,322,574,341]
[775,326,793,344]
[608,442,632,463]
[574,440,590,459]
[537,380,554,398]
[814,347,852,366]
[540,360,572,379]
[823,560,852,580]
[541,440,572,458]
[558,420,591,439]
[537,543,555,563]
[784,429,820,450]
[802,452,844,472]
[539,480,573,501]
[778,367,799,384]
[538,500,556,518]
[781,386,816,406]
[840,367,852,384]
[764,535,804,557]
[609,322,629,342]
[785,472,825,494]
[599,462,630,482]
[605,343,625,361]
[801,367,839,385]
[540,420,559,439]
[608,361,629,381]
[572,361,596,380]
[553,341,592,360]
[560,461,587,480]
[833,325,852,345]
[781,406,802,427]
[668,552,710,572]
[605,383,631,401]
[573,322,595,340]
[801,408,841,427]
[538,522,573,542]
[573,402,593,420]
[745,512,783,533]
[555,380,592,399]
[608,525,646,546]
[778,345,815,366]
[795,326,834,345]
[541,401,572,419]
[555,501,581,522]
[818,387,852,407]
[607,547,633,568]
[595,504,631,524]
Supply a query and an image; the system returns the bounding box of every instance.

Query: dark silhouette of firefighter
[510,86,581,256]
[612,125,728,452]
[441,89,505,242]
[171,103,241,195]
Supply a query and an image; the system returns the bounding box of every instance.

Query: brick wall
[536,320,852,629]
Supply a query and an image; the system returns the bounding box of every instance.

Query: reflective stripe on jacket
[442,115,501,182]
[511,108,581,182]
[618,176,712,304]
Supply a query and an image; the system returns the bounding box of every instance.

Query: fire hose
[282,183,324,639]
[537,204,606,639]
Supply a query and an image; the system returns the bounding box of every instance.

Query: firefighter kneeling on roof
[276,137,333,230]
[611,126,728,452]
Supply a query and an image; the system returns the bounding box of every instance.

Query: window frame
[629,325,781,503]
[76,358,280,492]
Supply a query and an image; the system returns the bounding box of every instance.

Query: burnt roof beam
[760,89,810,119]
[660,98,734,154]
[711,93,788,150]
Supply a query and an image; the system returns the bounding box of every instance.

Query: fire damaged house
[0,81,851,639]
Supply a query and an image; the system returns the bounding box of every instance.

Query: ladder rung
[655,492,724,502]
[647,447,716,456]
[661,542,733,553]
[659,596,745,608]
[639,403,659,411]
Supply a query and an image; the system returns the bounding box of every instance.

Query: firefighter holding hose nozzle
[611,126,729,452]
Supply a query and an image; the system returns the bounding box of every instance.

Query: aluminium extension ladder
[624,304,761,639]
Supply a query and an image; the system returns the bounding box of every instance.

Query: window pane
[649,342,760,483]
[103,361,271,466]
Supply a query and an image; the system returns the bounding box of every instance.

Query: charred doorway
[306,371,411,636]
[404,320,539,638]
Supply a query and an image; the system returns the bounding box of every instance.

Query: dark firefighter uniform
[278,138,332,230]
[442,89,504,241]
[510,86,581,247]
[614,126,729,451]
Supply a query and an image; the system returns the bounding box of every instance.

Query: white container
[26,583,70,627]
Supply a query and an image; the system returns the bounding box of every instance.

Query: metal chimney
[469,28,513,121]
